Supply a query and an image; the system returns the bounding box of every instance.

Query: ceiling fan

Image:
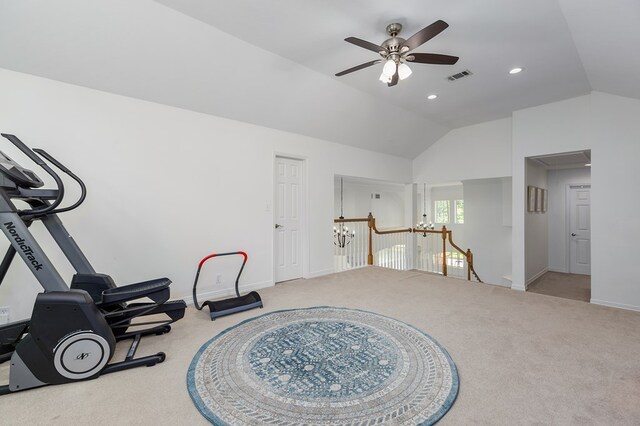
[335,20,459,87]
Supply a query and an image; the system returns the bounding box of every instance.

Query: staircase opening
[333,176,482,283]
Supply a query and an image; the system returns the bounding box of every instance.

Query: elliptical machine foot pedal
[101,278,172,306]
[193,251,263,321]
[71,274,186,338]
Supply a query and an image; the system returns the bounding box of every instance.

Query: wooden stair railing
[412,226,483,283]
[334,213,482,282]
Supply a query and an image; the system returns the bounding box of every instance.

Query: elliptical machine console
[0,133,186,395]
[0,150,44,188]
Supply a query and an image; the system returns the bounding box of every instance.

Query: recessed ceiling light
[585,163,591,167]
[427,94,438,100]
[509,67,523,74]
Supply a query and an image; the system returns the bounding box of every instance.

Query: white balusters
[334,218,474,279]
[370,231,412,271]
[414,231,470,279]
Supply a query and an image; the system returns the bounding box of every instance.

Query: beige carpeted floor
[528,271,591,302]
[1,267,639,425]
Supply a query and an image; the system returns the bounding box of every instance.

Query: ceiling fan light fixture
[379,72,392,83]
[398,63,412,80]
[383,59,397,77]
[335,20,458,87]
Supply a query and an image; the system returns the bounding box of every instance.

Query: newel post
[466,249,472,280]
[441,226,448,276]
[367,212,374,265]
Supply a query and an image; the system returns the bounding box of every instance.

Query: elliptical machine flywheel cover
[53,331,111,380]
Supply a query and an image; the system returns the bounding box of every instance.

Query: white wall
[462,178,512,287]
[547,167,591,272]
[334,178,406,228]
[502,177,513,227]
[413,117,512,184]
[512,92,640,311]
[0,69,413,320]
[589,92,640,310]
[524,160,548,285]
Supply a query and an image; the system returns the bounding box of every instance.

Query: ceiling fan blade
[406,53,459,65]
[345,37,385,54]
[387,65,399,87]
[335,60,381,77]
[402,20,449,52]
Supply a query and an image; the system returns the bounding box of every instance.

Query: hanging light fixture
[382,59,397,77]
[379,72,392,83]
[416,183,434,234]
[334,177,355,247]
[397,62,412,80]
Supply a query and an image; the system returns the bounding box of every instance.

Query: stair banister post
[367,212,374,265]
[466,248,472,280]
[441,225,448,276]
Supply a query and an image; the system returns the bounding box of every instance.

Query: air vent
[529,150,591,169]
[447,69,473,81]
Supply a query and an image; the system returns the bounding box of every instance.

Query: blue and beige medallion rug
[187,307,458,425]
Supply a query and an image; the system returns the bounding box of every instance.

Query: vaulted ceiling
[0,0,638,158]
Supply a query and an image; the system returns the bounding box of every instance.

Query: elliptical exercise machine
[0,133,186,394]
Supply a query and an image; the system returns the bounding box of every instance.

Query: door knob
[571,233,577,236]
[275,224,283,229]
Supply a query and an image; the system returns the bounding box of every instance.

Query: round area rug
[187,307,458,425]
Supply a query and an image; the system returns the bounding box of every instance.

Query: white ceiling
[0,0,638,158]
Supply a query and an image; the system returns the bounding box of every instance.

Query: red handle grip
[198,251,247,269]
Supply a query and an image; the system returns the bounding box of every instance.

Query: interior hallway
[528,271,591,302]
[1,267,638,425]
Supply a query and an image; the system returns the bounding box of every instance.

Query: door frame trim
[273,153,309,283]
[565,183,591,274]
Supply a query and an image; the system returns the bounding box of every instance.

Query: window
[434,200,450,224]
[454,200,464,224]
[433,199,463,224]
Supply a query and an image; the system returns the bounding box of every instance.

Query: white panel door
[568,185,591,275]
[274,157,303,282]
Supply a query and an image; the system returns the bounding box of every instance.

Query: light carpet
[1,267,639,425]
[528,271,591,302]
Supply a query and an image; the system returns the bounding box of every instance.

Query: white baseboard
[548,267,567,273]
[485,281,511,288]
[181,280,273,306]
[525,268,549,288]
[501,274,512,287]
[305,268,335,279]
[590,299,640,312]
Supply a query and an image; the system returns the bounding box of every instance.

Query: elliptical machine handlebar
[1,133,47,167]
[33,148,87,214]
